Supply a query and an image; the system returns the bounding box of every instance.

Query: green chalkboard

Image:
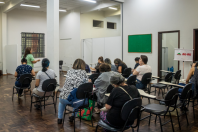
[128,34,152,53]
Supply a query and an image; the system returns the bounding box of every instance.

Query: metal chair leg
[185,109,189,125]
[62,109,66,127]
[74,112,76,132]
[52,96,56,113]
[80,109,81,122]
[176,108,181,130]
[155,115,157,124]
[158,115,163,132]
[30,96,33,112]
[95,125,98,132]
[12,87,14,101]
[148,113,151,126]
[169,112,175,132]
[44,97,45,109]
[193,100,195,119]
[39,99,42,116]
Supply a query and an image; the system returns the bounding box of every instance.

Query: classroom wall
[7,9,47,71]
[80,11,121,39]
[0,7,2,69]
[123,0,198,78]
[59,9,81,70]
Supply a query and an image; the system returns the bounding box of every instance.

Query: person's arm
[118,66,122,73]
[105,104,112,110]
[31,69,35,76]
[32,60,40,64]
[35,79,40,87]
[133,69,139,75]
[14,71,18,77]
[186,67,195,84]
[30,54,40,64]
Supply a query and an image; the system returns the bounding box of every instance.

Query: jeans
[58,98,88,119]
[178,83,197,97]
[136,79,145,89]
[15,81,29,95]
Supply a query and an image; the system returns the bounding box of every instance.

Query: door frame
[158,30,180,78]
[193,29,198,62]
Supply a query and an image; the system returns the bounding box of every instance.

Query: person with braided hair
[32,58,56,109]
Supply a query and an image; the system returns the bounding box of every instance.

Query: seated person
[92,63,115,107]
[114,58,128,74]
[133,55,152,89]
[15,58,35,96]
[90,56,104,73]
[100,73,141,129]
[32,58,56,109]
[104,58,117,72]
[132,57,140,72]
[178,62,198,97]
[85,64,91,73]
[58,59,88,124]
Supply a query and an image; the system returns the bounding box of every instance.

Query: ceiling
[14,0,113,12]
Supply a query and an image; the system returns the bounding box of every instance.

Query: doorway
[158,30,180,78]
[193,29,198,62]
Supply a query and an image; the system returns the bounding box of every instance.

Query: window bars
[21,32,45,58]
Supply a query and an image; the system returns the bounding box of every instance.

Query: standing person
[90,56,104,73]
[15,58,35,96]
[114,58,127,74]
[104,58,117,72]
[133,55,152,89]
[58,59,89,124]
[32,58,56,109]
[23,47,40,68]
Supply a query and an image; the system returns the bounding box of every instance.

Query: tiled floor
[0,74,198,132]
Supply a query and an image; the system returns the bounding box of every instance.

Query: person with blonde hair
[58,59,89,124]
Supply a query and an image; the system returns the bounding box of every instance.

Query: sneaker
[69,116,75,122]
[34,104,41,110]
[58,119,62,124]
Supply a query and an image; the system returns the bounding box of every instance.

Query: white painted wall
[7,9,47,71]
[80,11,121,39]
[59,9,81,70]
[123,0,198,78]
[0,7,2,70]
[162,33,178,72]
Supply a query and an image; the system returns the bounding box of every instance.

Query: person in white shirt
[133,55,152,89]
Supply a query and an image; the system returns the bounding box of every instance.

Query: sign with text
[174,49,193,61]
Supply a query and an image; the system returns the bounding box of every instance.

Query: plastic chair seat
[144,104,167,115]
[151,83,167,88]
[32,93,44,98]
[97,120,125,132]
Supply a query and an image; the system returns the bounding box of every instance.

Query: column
[2,12,7,74]
[47,0,60,82]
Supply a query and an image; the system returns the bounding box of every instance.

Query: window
[21,32,45,58]
[93,20,104,28]
[107,22,117,29]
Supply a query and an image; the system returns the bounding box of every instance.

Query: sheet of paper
[138,89,156,98]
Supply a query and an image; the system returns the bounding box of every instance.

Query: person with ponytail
[99,72,140,130]
[32,58,56,109]
[15,58,35,96]
[23,47,40,68]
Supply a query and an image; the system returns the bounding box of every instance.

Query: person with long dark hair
[90,56,104,73]
[114,58,127,74]
[104,58,117,72]
[15,58,35,96]
[23,47,40,68]
[32,58,56,109]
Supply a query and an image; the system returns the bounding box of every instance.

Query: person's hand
[37,59,40,62]
[88,79,92,83]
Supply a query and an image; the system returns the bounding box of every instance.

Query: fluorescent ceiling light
[0,2,5,4]
[84,0,97,3]
[109,7,118,10]
[59,9,67,12]
[20,4,40,8]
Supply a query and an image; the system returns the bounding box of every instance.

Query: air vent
[93,20,104,28]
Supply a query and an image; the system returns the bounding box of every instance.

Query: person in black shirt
[114,58,127,74]
[100,73,141,129]
[90,56,104,73]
